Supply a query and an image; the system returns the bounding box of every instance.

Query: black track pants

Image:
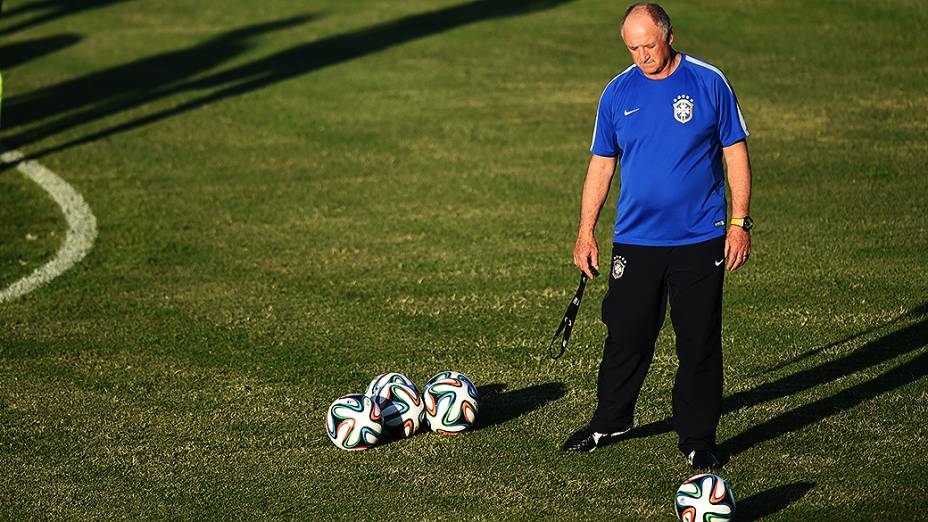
[590,236,725,454]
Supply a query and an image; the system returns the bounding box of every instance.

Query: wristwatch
[730,216,754,231]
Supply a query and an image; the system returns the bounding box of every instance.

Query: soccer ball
[365,372,418,398]
[374,382,425,438]
[425,370,470,389]
[422,371,478,434]
[325,394,384,451]
[675,473,736,522]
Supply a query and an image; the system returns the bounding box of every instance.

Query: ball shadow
[475,382,565,429]
[736,481,814,521]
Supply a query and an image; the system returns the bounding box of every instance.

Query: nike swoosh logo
[714,259,725,266]
[624,108,640,116]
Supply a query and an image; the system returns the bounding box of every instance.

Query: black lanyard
[547,269,597,359]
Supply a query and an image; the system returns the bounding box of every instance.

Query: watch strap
[730,216,753,231]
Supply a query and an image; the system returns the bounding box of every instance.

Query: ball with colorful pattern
[365,372,418,399]
[422,371,478,434]
[675,473,736,522]
[374,382,425,438]
[326,394,384,451]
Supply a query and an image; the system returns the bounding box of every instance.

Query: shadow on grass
[0,34,81,70]
[0,0,132,38]
[754,301,928,376]
[3,0,574,159]
[619,301,928,461]
[736,482,814,521]
[373,382,563,447]
[1,13,318,146]
[720,333,928,458]
[476,382,565,429]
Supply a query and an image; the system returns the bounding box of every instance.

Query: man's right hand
[573,235,599,279]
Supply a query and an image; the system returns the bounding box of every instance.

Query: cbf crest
[612,255,627,280]
[672,94,694,124]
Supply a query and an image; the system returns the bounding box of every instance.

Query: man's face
[621,12,674,77]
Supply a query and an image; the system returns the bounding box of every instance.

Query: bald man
[562,3,753,470]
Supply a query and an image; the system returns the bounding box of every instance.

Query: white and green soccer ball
[373,382,425,438]
[325,394,384,451]
[365,372,417,398]
[422,371,478,434]
[675,473,736,522]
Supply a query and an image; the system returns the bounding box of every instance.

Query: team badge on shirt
[612,255,627,279]
[672,94,694,124]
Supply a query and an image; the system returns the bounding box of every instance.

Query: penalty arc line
[0,145,97,303]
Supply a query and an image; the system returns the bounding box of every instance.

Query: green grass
[0,169,63,286]
[1,0,927,519]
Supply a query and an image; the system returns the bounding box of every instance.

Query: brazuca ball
[374,382,425,438]
[422,371,478,434]
[675,473,735,522]
[326,394,384,451]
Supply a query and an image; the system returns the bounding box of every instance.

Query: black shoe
[561,422,633,452]
[687,450,720,470]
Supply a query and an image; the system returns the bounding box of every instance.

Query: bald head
[620,3,677,79]
[621,3,672,42]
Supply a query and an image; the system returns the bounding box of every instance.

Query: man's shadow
[476,382,565,429]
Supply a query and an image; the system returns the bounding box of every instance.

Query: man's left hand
[724,226,751,272]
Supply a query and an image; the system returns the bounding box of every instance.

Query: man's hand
[574,234,599,279]
[724,226,751,272]
[574,154,615,279]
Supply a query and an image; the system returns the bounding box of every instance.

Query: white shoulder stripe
[591,64,637,151]
[601,64,637,95]
[684,55,749,137]
[685,55,733,92]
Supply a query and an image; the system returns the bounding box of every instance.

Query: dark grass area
[1,0,926,519]
[0,167,63,286]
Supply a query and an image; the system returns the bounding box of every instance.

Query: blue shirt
[591,53,749,246]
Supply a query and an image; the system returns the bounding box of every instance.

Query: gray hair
[622,3,673,42]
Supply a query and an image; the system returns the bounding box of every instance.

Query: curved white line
[1,146,97,303]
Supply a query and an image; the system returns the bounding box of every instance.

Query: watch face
[743,216,754,231]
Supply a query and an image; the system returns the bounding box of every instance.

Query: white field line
[1,146,97,303]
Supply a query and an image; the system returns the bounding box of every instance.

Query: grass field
[2,0,927,519]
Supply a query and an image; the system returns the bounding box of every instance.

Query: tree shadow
[736,482,814,521]
[0,0,133,38]
[2,13,318,138]
[476,382,565,429]
[2,0,574,159]
[0,34,81,70]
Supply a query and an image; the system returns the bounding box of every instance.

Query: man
[561,3,753,470]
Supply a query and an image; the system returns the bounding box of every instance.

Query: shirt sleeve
[715,76,749,147]
[590,84,618,157]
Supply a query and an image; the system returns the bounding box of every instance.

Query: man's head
[621,3,675,78]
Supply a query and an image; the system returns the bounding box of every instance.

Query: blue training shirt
[591,53,749,246]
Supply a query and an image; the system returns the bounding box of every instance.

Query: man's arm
[723,140,752,272]
[574,154,617,278]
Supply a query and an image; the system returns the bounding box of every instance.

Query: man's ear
[667,30,674,45]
